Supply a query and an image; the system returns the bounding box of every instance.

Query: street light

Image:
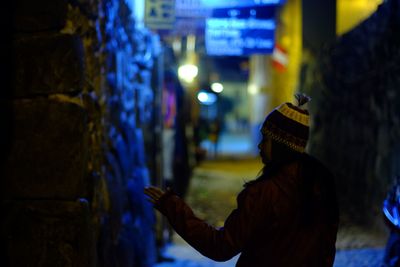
[248,83,259,95]
[178,63,198,83]
[211,82,224,93]
[197,91,217,105]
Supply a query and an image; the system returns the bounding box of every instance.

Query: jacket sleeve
[155,185,268,262]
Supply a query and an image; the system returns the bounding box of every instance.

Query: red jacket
[156,155,339,266]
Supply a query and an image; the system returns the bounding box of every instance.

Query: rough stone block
[14,0,68,32]
[2,199,95,267]
[3,98,88,199]
[14,33,84,97]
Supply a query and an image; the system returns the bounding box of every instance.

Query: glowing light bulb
[211,82,224,93]
[197,92,209,103]
[178,64,198,83]
[197,91,217,105]
[248,84,259,95]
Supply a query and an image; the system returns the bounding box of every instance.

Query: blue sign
[206,18,275,56]
[200,0,285,8]
[205,6,276,56]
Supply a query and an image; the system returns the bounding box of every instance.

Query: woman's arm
[144,185,268,262]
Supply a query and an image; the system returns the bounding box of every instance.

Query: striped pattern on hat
[261,103,309,152]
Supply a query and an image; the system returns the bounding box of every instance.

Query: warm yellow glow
[172,38,182,55]
[211,82,224,93]
[269,0,302,108]
[178,64,198,83]
[281,35,291,48]
[187,34,196,52]
[248,83,259,95]
[337,0,383,35]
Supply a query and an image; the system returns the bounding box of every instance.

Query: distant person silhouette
[208,117,221,158]
[145,94,339,267]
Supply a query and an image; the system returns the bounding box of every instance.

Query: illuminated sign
[174,0,211,35]
[200,0,285,8]
[176,0,211,17]
[145,0,175,30]
[205,7,276,56]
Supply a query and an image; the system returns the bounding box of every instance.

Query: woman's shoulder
[241,173,281,198]
[236,178,283,212]
[300,153,334,176]
[243,173,272,188]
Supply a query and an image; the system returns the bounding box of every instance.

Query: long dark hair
[300,155,339,227]
[245,140,303,186]
[245,140,338,227]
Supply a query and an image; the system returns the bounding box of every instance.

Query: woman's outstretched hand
[144,186,166,204]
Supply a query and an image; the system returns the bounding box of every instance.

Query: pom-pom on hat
[261,93,311,153]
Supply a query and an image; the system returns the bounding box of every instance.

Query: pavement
[155,244,385,267]
[155,133,388,267]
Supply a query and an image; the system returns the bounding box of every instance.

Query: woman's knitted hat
[261,93,311,153]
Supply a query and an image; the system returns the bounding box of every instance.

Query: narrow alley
[4,0,400,266]
[155,133,387,267]
[156,157,386,267]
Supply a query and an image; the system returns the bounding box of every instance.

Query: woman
[145,94,339,266]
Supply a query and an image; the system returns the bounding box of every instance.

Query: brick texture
[3,199,94,267]
[4,98,88,199]
[13,33,85,97]
[14,0,68,32]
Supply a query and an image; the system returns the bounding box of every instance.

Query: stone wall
[304,0,400,226]
[3,0,159,266]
